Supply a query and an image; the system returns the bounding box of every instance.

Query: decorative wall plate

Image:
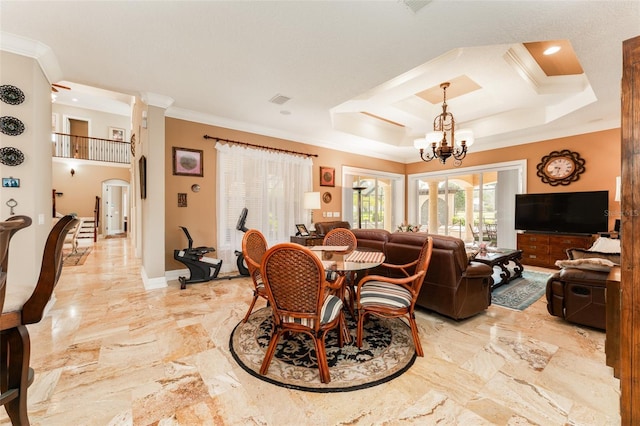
[0,116,25,136]
[0,147,25,166]
[0,85,25,105]
[322,191,332,203]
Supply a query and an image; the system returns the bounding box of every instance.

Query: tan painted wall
[164,117,403,269]
[52,161,130,218]
[164,118,621,271]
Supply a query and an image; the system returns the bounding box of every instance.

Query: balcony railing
[52,133,131,164]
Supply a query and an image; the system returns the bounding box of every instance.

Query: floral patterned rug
[491,270,552,311]
[229,307,417,392]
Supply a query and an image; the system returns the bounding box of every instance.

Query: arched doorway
[102,179,129,236]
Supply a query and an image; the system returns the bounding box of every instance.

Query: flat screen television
[515,190,608,234]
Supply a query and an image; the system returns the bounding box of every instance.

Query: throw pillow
[589,237,621,253]
[567,248,621,264]
[555,257,617,272]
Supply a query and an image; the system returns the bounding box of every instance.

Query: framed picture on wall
[109,127,125,141]
[139,155,147,199]
[320,166,335,187]
[172,147,204,177]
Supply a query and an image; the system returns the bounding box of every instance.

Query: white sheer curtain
[216,143,313,273]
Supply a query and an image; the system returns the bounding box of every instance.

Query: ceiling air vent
[269,94,291,105]
[402,0,432,14]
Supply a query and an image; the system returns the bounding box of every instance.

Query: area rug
[491,270,552,311]
[229,307,417,392]
[104,232,127,239]
[62,247,92,267]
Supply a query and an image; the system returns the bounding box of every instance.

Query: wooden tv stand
[516,232,595,268]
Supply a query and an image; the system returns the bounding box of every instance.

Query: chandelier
[414,82,474,164]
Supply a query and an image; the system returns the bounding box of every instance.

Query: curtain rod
[203,135,318,158]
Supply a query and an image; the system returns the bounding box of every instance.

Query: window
[408,160,525,248]
[216,143,313,273]
[342,166,404,231]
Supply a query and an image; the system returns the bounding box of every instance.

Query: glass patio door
[409,161,525,248]
[342,167,404,231]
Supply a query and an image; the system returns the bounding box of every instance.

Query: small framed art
[139,155,147,199]
[178,193,187,207]
[2,177,19,188]
[295,224,310,236]
[173,147,204,177]
[320,166,335,187]
[109,127,125,141]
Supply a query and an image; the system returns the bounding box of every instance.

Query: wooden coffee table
[472,248,524,290]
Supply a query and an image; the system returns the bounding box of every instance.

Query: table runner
[345,251,385,263]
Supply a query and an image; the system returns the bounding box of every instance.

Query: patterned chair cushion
[281,294,343,327]
[360,281,412,309]
[325,270,338,282]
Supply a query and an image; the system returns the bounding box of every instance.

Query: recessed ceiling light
[543,46,561,55]
[72,98,79,102]
[280,110,291,115]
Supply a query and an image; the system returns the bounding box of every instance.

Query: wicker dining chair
[259,243,345,383]
[322,228,357,252]
[1,215,78,425]
[241,229,269,323]
[323,228,358,315]
[356,236,433,357]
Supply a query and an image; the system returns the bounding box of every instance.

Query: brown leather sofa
[546,248,620,330]
[350,228,493,320]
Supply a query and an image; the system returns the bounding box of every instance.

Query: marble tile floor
[1,237,620,425]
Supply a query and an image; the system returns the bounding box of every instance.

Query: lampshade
[455,129,474,147]
[425,131,443,144]
[615,176,621,202]
[303,191,321,210]
[413,138,428,149]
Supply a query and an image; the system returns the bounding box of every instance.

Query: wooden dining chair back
[240,229,269,323]
[259,243,344,383]
[356,236,433,357]
[1,214,78,425]
[323,228,357,252]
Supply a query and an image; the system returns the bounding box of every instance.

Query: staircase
[77,217,97,242]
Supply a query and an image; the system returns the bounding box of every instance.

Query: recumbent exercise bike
[174,208,250,289]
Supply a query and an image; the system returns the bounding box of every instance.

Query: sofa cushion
[555,257,617,272]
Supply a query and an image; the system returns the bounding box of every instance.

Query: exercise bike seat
[179,226,215,255]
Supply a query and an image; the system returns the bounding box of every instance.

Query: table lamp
[303,191,321,230]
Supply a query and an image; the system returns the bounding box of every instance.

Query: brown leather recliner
[351,229,493,320]
[546,248,620,330]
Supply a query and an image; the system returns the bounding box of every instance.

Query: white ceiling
[1,1,638,163]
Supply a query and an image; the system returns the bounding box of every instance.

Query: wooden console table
[290,235,325,247]
[517,232,594,269]
[606,266,621,378]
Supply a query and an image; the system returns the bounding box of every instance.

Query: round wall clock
[536,149,585,186]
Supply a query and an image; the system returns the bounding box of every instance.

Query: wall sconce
[55,192,64,197]
[70,168,75,177]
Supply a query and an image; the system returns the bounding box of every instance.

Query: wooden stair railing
[93,196,100,242]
